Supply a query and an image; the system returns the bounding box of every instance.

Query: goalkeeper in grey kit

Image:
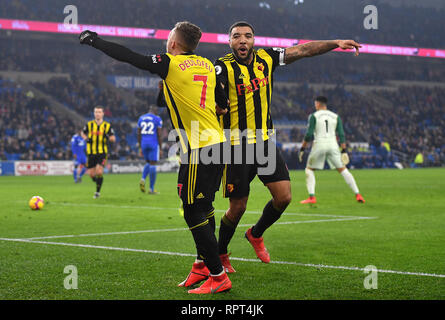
[298,96,365,204]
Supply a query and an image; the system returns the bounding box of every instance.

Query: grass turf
[0,168,444,299]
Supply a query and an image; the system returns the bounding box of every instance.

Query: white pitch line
[23,227,189,240]
[50,202,373,219]
[21,216,375,240]
[0,237,443,279]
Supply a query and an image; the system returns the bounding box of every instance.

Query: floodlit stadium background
[1,0,444,171]
[1,0,445,302]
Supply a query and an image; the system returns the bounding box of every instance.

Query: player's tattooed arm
[284,40,361,64]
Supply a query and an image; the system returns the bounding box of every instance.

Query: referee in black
[81,105,115,199]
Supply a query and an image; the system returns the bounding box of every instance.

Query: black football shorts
[86,153,107,169]
[177,145,224,205]
[222,140,290,198]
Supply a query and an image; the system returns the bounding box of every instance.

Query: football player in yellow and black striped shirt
[215,21,362,271]
[79,21,231,294]
[81,106,115,199]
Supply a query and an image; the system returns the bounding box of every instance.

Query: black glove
[79,30,98,46]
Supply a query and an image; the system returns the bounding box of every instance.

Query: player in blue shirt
[138,106,162,194]
[71,130,87,183]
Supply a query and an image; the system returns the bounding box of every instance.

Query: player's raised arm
[284,39,361,64]
[79,30,169,78]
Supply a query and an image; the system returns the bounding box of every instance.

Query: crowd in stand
[275,84,445,168]
[2,68,444,168]
[1,1,445,168]
[0,79,76,161]
[377,86,445,167]
[32,75,175,161]
[3,36,445,86]
[33,76,149,120]
[2,0,444,48]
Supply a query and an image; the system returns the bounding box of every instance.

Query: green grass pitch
[0,168,444,300]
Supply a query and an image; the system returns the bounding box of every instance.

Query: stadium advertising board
[0,18,444,59]
[9,161,178,176]
[107,160,178,174]
[14,161,74,176]
[106,75,160,90]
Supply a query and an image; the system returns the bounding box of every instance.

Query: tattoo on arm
[284,40,339,64]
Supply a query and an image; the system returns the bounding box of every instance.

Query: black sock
[207,209,216,233]
[196,210,216,260]
[96,175,103,193]
[190,223,223,275]
[184,204,223,275]
[251,200,283,238]
[91,176,97,182]
[218,214,238,255]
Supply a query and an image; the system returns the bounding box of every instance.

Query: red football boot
[178,262,209,287]
[188,272,232,294]
[220,253,236,273]
[245,227,270,263]
[300,196,316,204]
[356,193,365,203]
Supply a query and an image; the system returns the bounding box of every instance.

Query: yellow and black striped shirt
[91,38,228,152]
[162,53,226,151]
[83,120,114,155]
[215,48,285,145]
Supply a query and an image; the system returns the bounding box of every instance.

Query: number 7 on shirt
[193,75,208,109]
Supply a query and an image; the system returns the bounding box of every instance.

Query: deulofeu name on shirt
[178,58,213,73]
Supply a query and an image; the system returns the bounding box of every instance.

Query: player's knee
[225,209,242,225]
[183,202,210,229]
[274,192,292,211]
[337,167,346,173]
[283,192,292,206]
[227,199,247,221]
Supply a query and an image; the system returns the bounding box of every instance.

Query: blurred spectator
[413,152,424,168]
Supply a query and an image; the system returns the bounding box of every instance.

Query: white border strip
[0,237,443,279]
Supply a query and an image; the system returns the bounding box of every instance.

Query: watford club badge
[257,62,264,72]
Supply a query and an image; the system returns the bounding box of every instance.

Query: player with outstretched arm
[79,21,231,294]
[215,21,361,272]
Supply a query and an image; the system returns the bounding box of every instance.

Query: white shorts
[307,143,343,170]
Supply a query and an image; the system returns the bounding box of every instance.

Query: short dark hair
[315,96,328,104]
[94,105,104,111]
[228,21,255,36]
[174,21,202,52]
